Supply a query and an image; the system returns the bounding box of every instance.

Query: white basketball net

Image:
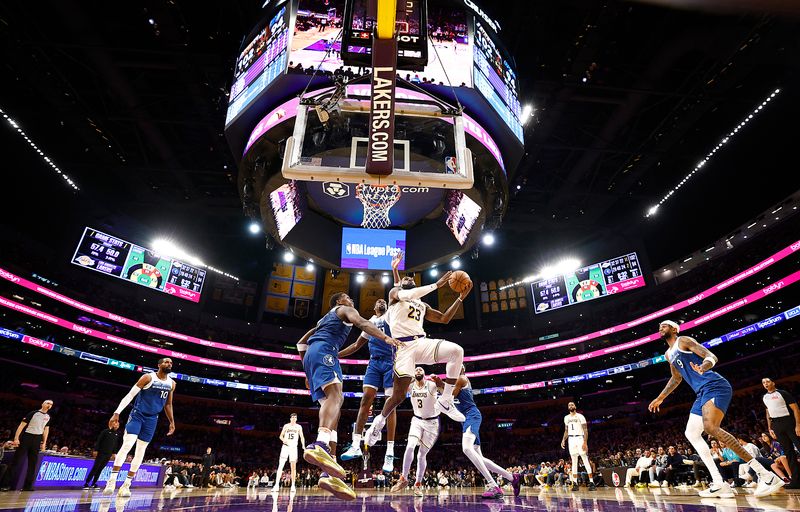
[356,184,402,229]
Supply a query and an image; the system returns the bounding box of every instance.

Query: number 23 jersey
[387,297,427,338]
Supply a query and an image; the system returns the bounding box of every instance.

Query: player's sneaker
[391,475,408,493]
[699,482,735,498]
[303,441,346,479]
[435,397,466,422]
[271,484,279,492]
[318,473,356,501]
[364,424,382,447]
[753,473,785,498]
[481,486,504,499]
[382,455,394,473]
[340,443,363,461]
[571,482,579,491]
[413,482,424,497]
[511,473,521,497]
[588,481,597,491]
[102,480,116,496]
[290,485,296,493]
[117,481,131,498]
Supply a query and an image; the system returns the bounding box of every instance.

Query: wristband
[297,343,308,351]
[703,356,716,368]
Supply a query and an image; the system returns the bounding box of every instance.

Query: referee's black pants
[773,416,800,484]
[7,433,42,490]
[84,452,112,486]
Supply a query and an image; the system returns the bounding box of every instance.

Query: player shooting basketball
[364,251,473,448]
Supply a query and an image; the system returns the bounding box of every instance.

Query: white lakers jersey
[387,297,427,338]
[282,423,303,447]
[409,380,438,417]
[564,413,587,436]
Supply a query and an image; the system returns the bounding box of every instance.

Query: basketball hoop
[356,184,401,229]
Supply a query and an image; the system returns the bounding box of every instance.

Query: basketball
[448,270,471,293]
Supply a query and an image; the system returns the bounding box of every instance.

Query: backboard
[281,84,474,189]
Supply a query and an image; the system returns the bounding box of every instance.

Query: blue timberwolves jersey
[307,307,352,351]
[367,315,393,359]
[455,380,479,415]
[666,344,726,393]
[133,372,174,415]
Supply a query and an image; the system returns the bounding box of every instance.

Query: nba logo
[445,156,457,174]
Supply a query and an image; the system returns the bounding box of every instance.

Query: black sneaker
[588,482,596,491]
[92,484,99,489]
[571,483,579,491]
[83,485,92,490]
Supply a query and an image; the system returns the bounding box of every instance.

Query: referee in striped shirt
[1,400,53,491]
[762,378,800,489]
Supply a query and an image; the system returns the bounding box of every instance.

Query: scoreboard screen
[531,252,645,314]
[71,227,206,303]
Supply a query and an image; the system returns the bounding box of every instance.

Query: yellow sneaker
[303,442,346,479]
[318,475,356,501]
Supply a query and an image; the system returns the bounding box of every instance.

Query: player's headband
[659,320,680,332]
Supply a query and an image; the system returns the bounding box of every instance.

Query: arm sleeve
[114,384,142,414]
[779,390,797,406]
[397,284,438,302]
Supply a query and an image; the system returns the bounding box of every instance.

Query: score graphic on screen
[71,227,206,303]
[532,253,645,314]
[341,227,406,270]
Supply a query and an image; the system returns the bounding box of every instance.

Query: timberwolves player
[391,367,440,496]
[561,402,596,491]
[104,358,175,497]
[435,368,521,499]
[298,292,400,500]
[339,298,398,472]
[365,252,470,449]
[649,320,784,498]
[273,413,305,492]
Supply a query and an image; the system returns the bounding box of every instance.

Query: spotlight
[305,262,315,272]
[248,222,261,234]
[482,233,495,246]
[430,268,439,277]
[381,274,390,284]
[451,259,462,269]
[647,205,659,217]
[283,251,295,262]
[356,273,365,284]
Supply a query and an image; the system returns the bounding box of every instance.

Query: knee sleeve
[462,432,476,454]
[114,434,138,467]
[406,437,419,452]
[128,439,149,473]
[684,414,704,443]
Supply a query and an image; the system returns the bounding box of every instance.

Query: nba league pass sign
[341,227,406,270]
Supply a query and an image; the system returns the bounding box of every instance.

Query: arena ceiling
[2,1,799,278]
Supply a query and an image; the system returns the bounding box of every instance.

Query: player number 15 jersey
[282,424,303,448]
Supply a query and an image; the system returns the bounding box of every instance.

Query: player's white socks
[107,471,119,487]
[352,433,362,445]
[316,429,331,445]
[330,430,337,444]
[747,458,771,477]
[442,383,455,401]
[476,446,513,481]
[372,414,387,432]
[416,445,430,484]
[386,441,395,457]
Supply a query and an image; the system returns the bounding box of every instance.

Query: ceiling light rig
[645,88,781,218]
[1,107,79,191]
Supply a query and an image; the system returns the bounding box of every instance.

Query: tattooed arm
[648,363,683,413]
[680,336,718,375]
